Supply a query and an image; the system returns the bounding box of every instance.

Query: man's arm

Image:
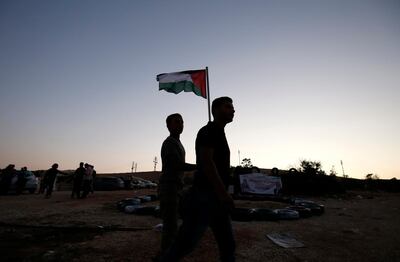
[199,146,234,211]
[57,170,68,176]
[162,141,195,172]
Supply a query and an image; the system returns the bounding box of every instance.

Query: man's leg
[45,178,55,197]
[161,190,211,262]
[210,210,236,262]
[81,180,89,198]
[159,184,179,253]
[16,181,22,195]
[77,179,82,198]
[90,179,94,193]
[71,181,76,198]
[39,178,45,194]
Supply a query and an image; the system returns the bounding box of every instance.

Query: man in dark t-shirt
[162,97,236,262]
[158,113,196,257]
[194,120,231,190]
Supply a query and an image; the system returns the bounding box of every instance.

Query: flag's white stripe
[158,73,193,83]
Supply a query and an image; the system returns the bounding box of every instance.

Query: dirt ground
[0,190,399,262]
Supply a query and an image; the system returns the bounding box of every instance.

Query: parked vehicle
[93,176,124,191]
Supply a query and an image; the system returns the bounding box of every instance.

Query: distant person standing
[81,163,94,198]
[71,162,85,199]
[44,163,66,198]
[0,164,16,195]
[38,171,47,194]
[16,167,28,195]
[158,113,196,258]
[91,167,96,194]
[162,97,236,262]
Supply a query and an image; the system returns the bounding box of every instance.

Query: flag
[157,69,207,98]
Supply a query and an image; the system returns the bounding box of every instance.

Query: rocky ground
[0,190,399,261]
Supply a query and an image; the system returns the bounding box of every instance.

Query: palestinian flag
[157,69,207,98]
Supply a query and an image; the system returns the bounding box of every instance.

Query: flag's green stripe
[159,81,202,97]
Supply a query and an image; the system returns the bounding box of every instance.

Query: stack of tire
[117,194,160,217]
[231,199,324,222]
[289,199,325,216]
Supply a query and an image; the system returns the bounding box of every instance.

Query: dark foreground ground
[0,190,399,262]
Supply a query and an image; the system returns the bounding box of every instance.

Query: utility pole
[135,163,137,172]
[131,161,134,173]
[153,157,158,171]
[238,150,241,166]
[340,160,346,177]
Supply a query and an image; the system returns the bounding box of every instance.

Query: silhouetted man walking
[162,97,236,262]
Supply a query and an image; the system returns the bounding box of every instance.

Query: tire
[252,208,279,221]
[124,205,139,214]
[154,206,161,218]
[28,189,36,194]
[117,198,141,211]
[138,196,152,202]
[148,194,158,201]
[134,206,158,216]
[274,209,300,220]
[231,208,254,222]
[286,206,313,218]
[295,201,325,215]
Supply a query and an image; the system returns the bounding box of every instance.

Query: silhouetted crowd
[70,162,96,199]
[0,162,96,199]
[0,165,33,195]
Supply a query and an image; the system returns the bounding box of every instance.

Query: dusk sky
[1,1,399,179]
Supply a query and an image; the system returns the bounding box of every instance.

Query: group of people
[0,165,32,195]
[158,96,236,262]
[37,162,96,198]
[1,162,96,199]
[2,96,235,261]
[70,162,96,199]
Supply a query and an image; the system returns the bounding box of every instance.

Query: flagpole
[206,66,211,122]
